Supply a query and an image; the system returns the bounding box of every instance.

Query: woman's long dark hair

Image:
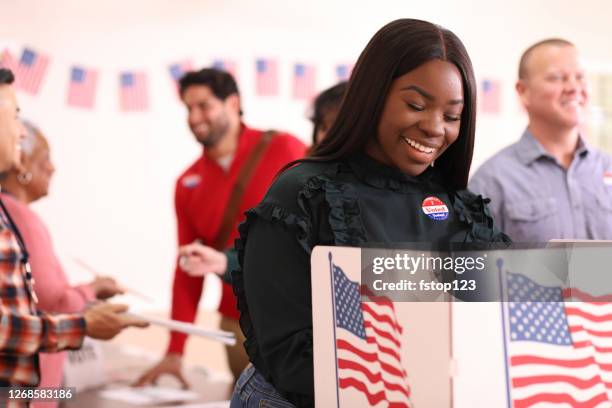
[288,19,477,190]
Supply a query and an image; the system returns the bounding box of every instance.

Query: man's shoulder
[588,145,612,167]
[472,142,523,180]
[266,130,306,151]
[243,126,305,153]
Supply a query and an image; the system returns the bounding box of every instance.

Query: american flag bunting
[292,63,316,100]
[67,66,97,109]
[119,71,149,112]
[255,58,278,96]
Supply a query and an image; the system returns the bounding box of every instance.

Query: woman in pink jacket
[0,121,123,407]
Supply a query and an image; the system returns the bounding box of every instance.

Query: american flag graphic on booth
[255,58,278,96]
[504,272,612,407]
[119,71,149,112]
[212,59,238,78]
[480,79,501,114]
[14,48,50,95]
[292,63,316,100]
[67,66,98,109]
[331,258,411,407]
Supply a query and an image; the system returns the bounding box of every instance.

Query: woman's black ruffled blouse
[231,154,509,407]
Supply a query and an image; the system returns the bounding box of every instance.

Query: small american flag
[335,63,354,82]
[168,60,193,83]
[67,66,97,109]
[168,60,193,98]
[212,59,238,78]
[505,272,612,407]
[292,63,316,100]
[480,79,501,114]
[119,71,149,112]
[14,47,50,95]
[255,58,278,96]
[331,259,411,407]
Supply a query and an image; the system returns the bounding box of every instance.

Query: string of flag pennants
[0,46,355,113]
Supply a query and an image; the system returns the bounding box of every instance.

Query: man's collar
[516,128,591,166]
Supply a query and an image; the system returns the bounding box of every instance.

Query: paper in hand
[125,313,236,345]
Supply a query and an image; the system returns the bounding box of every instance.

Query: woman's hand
[178,243,227,277]
[90,276,124,300]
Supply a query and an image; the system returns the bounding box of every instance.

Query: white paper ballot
[126,313,236,345]
[99,386,200,405]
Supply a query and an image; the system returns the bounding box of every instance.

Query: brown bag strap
[212,130,276,250]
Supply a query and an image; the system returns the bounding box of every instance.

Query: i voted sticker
[182,174,201,188]
[422,196,449,221]
[604,171,612,187]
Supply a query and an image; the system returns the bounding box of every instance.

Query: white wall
[1,0,611,311]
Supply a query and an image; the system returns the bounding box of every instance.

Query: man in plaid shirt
[0,68,148,392]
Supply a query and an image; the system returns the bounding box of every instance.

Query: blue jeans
[230,365,296,408]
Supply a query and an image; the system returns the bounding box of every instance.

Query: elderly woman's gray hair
[20,120,42,157]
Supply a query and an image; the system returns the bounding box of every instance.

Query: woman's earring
[430,160,435,168]
[17,171,32,185]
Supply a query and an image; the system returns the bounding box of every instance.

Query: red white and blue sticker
[422,196,449,221]
[181,174,201,188]
[604,171,612,187]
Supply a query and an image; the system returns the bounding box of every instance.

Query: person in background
[470,39,612,242]
[136,68,305,388]
[0,120,124,407]
[177,81,350,279]
[0,68,147,402]
[309,81,348,151]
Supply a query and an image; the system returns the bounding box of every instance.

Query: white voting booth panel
[312,244,612,408]
[311,246,452,408]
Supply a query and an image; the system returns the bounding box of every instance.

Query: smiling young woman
[228,19,510,408]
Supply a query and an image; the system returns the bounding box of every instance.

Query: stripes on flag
[292,63,316,100]
[212,59,238,78]
[13,47,50,95]
[331,259,411,407]
[67,66,97,109]
[335,63,354,81]
[119,71,149,112]
[255,58,278,96]
[480,79,501,114]
[504,272,612,407]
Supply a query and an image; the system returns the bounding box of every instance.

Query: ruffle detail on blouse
[296,163,367,247]
[452,189,511,244]
[322,179,367,246]
[232,201,311,365]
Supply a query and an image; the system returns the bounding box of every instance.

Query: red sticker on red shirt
[422,196,449,221]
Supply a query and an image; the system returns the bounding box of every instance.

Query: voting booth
[311,244,612,407]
